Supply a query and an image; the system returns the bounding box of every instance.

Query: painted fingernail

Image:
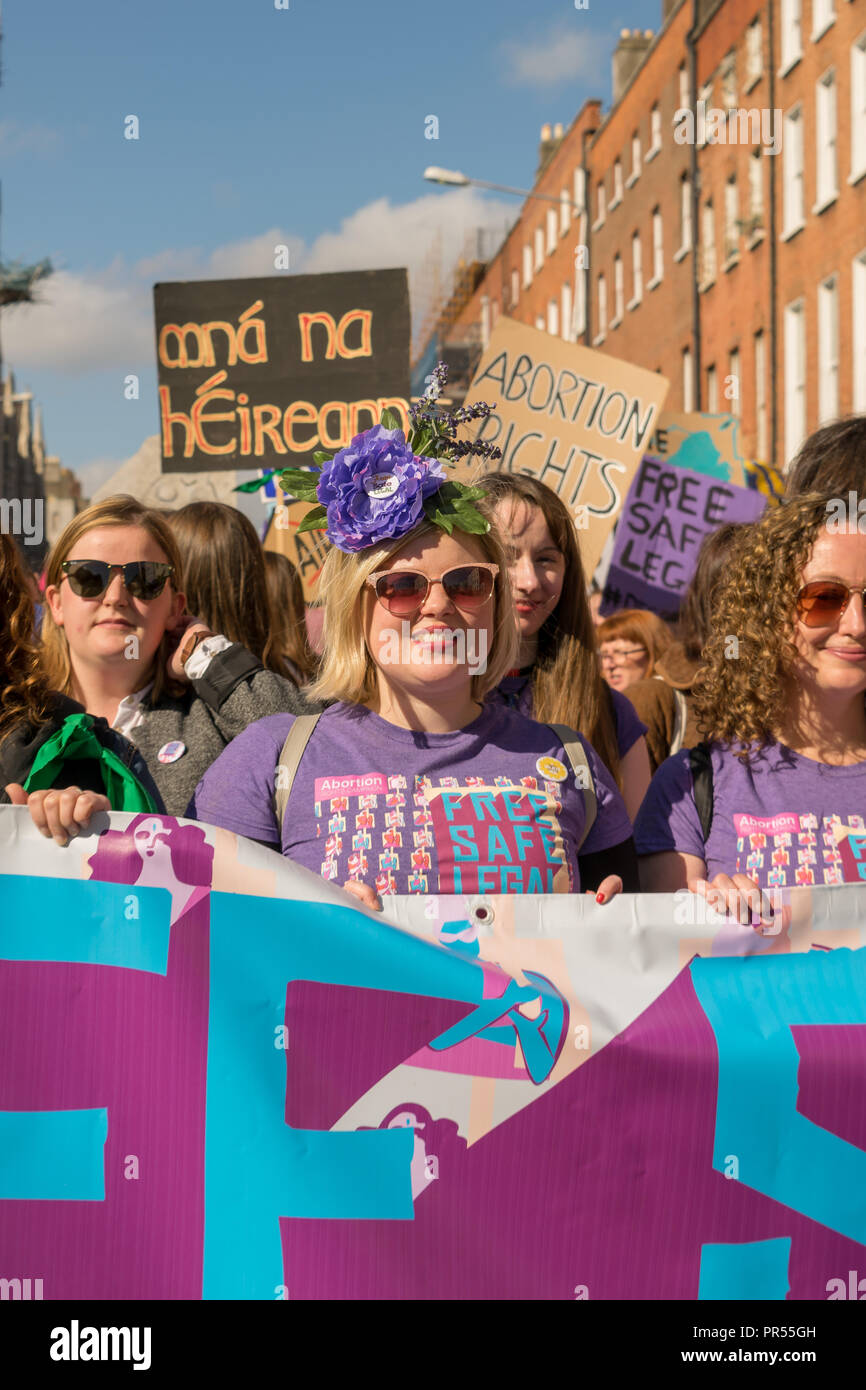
[596,891,606,903]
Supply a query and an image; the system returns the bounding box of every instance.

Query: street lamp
[424,166,582,209]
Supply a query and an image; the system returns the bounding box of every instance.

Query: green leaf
[422,497,456,534]
[296,506,329,534]
[380,408,402,431]
[451,506,490,535]
[453,484,487,502]
[277,468,320,502]
[232,472,276,494]
[312,451,334,466]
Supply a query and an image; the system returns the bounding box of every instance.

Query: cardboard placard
[602,455,767,617]
[263,492,331,604]
[459,317,669,575]
[647,411,748,486]
[154,269,410,473]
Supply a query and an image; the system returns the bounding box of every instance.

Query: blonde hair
[41,495,185,704]
[307,521,518,705]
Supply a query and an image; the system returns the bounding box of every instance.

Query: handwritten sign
[647,411,746,486]
[458,317,669,575]
[263,490,332,603]
[154,269,410,473]
[602,455,767,617]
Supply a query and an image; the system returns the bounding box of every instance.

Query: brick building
[447,0,866,470]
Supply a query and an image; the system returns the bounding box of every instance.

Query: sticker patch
[536,755,567,782]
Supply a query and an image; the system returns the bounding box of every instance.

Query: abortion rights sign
[459,317,669,575]
[154,269,410,473]
[602,455,768,617]
[3,807,866,1301]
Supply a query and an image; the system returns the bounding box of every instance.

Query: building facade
[448,0,866,470]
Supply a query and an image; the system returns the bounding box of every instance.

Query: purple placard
[601,455,767,617]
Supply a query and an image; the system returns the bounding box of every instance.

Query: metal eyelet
[470,899,494,927]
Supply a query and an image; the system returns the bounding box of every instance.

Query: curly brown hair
[0,533,53,747]
[692,491,845,750]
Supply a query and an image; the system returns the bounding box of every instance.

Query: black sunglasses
[61,559,174,601]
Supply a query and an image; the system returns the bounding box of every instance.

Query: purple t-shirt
[190,701,633,897]
[634,739,866,891]
[490,674,647,758]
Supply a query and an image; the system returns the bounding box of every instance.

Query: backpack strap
[669,689,689,756]
[548,723,597,851]
[273,713,322,834]
[687,741,714,844]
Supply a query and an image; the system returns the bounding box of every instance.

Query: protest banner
[154,269,410,473]
[3,806,866,1301]
[263,489,331,603]
[647,411,747,486]
[601,455,768,617]
[457,317,669,575]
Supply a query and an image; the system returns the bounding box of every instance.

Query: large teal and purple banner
[1,808,866,1300]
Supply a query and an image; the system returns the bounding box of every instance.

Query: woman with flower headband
[636,490,866,927]
[191,367,638,909]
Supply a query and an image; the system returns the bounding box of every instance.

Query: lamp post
[424,166,582,211]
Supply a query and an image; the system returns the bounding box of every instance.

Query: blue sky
[1,0,658,494]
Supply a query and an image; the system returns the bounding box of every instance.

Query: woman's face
[364,529,496,701]
[46,525,185,679]
[493,500,566,641]
[791,527,866,699]
[599,637,650,692]
[133,817,171,860]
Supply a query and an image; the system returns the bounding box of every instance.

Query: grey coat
[128,642,315,816]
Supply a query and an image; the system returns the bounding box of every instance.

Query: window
[614,255,624,322]
[818,276,839,424]
[596,274,607,342]
[755,331,768,460]
[815,70,838,208]
[652,208,664,284]
[547,298,559,337]
[697,83,712,147]
[853,35,866,181]
[683,347,695,412]
[679,62,689,113]
[781,0,802,74]
[595,181,606,228]
[728,349,741,418]
[561,280,573,341]
[534,225,545,270]
[784,299,807,464]
[782,105,805,236]
[612,160,623,206]
[491,299,499,328]
[749,149,763,224]
[522,244,532,288]
[679,174,692,252]
[707,365,718,414]
[631,232,642,306]
[560,188,571,235]
[511,268,520,308]
[481,295,490,350]
[574,167,586,212]
[854,251,866,412]
[535,315,546,332]
[630,131,641,182]
[649,104,662,155]
[812,0,835,42]
[746,19,763,88]
[547,207,558,254]
[575,259,587,336]
[724,177,739,260]
[702,201,716,283]
[721,50,736,110]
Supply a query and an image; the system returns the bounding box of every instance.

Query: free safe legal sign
[154,269,410,473]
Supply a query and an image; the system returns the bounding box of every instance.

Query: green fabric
[23,713,158,812]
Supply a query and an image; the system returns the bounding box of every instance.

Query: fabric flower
[316,425,446,553]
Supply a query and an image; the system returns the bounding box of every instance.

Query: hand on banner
[165,616,213,683]
[4,783,111,846]
[342,879,384,913]
[689,872,779,932]
[587,875,623,904]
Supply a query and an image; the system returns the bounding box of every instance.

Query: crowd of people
[3,407,866,934]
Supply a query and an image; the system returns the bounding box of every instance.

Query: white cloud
[0,120,61,156]
[499,23,607,87]
[4,191,514,374]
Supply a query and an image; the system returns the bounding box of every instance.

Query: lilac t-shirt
[490,674,648,758]
[634,740,866,891]
[190,701,633,897]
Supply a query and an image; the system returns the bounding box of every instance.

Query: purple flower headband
[274,363,502,554]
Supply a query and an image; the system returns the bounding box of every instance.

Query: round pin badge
[363,471,400,499]
[536,755,567,782]
[157,740,186,765]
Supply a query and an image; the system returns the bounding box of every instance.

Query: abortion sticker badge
[158,740,186,765]
[536,755,567,782]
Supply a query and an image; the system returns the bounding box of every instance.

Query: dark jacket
[0,693,164,809]
[127,642,316,816]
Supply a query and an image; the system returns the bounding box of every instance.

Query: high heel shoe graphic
[427,970,568,1085]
